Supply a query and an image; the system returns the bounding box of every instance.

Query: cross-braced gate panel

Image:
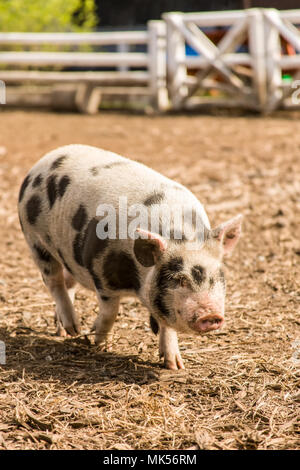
[163,9,267,111]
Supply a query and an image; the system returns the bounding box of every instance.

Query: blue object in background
[185,43,199,56]
[184,26,250,56]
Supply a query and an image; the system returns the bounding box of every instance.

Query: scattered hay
[0,110,299,449]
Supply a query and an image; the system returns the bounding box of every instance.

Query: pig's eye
[179,276,191,289]
[191,265,206,284]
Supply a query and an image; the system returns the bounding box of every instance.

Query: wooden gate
[163,8,300,112]
[264,9,300,111]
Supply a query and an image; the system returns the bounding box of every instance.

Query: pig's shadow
[0,326,162,386]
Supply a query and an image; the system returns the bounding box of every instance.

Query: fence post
[148,20,169,111]
[263,9,283,111]
[117,43,129,72]
[247,8,267,111]
[163,13,188,110]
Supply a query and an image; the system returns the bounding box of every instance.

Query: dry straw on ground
[0,110,299,449]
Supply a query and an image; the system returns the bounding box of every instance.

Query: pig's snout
[184,294,224,333]
[194,313,224,332]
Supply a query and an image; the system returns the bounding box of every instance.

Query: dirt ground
[0,108,299,450]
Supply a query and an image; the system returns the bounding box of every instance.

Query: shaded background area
[95,0,300,27]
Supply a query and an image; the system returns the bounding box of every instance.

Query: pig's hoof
[64,323,80,336]
[55,311,80,337]
[56,324,67,337]
[92,329,112,351]
[161,353,185,370]
[54,316,67,337]
[96,342,112,352]
[94,338,112,352]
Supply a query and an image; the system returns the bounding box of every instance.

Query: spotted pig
[18,144,242,369]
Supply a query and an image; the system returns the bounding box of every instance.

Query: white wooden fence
[0,21,168,112]
[1,9,300,113]
[163,8,300,112]
[264,9,300,111]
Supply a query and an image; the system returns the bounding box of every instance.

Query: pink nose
[195,314,224,333]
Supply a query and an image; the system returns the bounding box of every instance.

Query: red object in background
[285,42,296,56]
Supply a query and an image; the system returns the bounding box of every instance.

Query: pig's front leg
[93,295,120,347]
[159,326,185,370]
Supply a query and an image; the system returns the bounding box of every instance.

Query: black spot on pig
[73,233,83,266]
[90,167,99,176]
[101,295,110,301]
[209,277,214,288]
[150,315,159,335]
[219,269,226,287]
[103,161,127,170]
[72,218,108,289]
[32,174,43,188]
[154,257,184,318]
[81,219,109,270]
[51,155,67,170]
[47,175,58,208]
[90,161,127,175]
[58,175,71,198]
[43,267,50,276]
[26,195,42,225]
[154,293,170,319]
[72,205,88,232]
[144,191,164,206]
[166,257,184,273]
[191,265,206,285]
[155,256,184,291]
[33,243,52,263]
[19,174,31,202]
[103,251,140,291]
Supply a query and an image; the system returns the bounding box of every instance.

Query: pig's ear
[211,214,243,256]
[134,228,168,267]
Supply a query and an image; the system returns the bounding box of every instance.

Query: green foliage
[0,0,97,32]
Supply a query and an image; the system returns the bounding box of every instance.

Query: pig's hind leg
[29,241,80,336]
[54,269,78,337]
[92,295,120,348]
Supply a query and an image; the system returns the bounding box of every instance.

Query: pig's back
[21,144,210,223]
[18,144,210,289]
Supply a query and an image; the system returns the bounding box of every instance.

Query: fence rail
[0,52,149,67]
[0,31,149,45]
[0,22,168,113]
[1,9,300,113]
[0,70,150,85]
